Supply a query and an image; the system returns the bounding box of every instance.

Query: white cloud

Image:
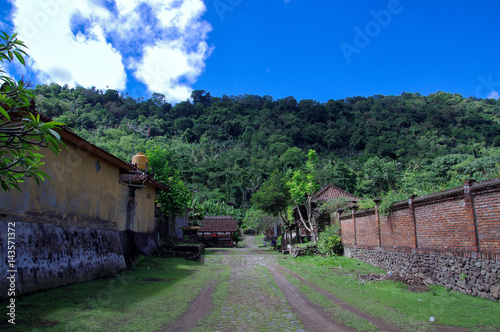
[134,38,210,102]
[130,0,213,102]
[487,91,500,100]
[11,0,126,90]
[10,0,212,103]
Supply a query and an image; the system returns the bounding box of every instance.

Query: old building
[198,215,239,247]
[0,114,168,296]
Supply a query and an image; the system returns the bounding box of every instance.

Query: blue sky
[1,0,500,103]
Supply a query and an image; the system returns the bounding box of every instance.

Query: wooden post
[464,179,479,252]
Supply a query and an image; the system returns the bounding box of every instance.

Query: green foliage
[27,80,500,206]
[286,150,319,204]
[200,200,237,217]
[147,148,191,219]
[377,190,410,217]
[251,170,291,220]
[357,156,401,196]
[188,195,204,226]
[0,31,64,191]
[356,198,376,210]
[232,231,240,244]
[319,197,350,214]
[242,206,281,234]
[287,149,319,241]
[316,224,343,256]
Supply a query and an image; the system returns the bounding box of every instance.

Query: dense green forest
[34,84,500,215]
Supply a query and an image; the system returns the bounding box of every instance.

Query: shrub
[232,232,240,244]
[317,224,343,256]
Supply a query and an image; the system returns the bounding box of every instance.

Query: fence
[339,179,500,301]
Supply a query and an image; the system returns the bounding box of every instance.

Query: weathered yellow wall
[0,138,159,234]
[114,184,156,233]
[1,141,121,227]
[134,185,156,233]
[116,185,129,230]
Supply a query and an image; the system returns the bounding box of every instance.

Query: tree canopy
[26,74,500,228]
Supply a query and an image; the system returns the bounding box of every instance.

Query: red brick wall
[341,218,355,246]
[414,199,473,251]
[380,208,416,248]
[474,190,500,254]
[355,212,379,247]
[340,179,500,254]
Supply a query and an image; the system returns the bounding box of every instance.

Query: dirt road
[162,236,402,332]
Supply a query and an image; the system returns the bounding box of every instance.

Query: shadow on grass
[0,257,203,331]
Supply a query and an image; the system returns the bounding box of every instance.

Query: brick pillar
[408,195,418,249]
[373,198,382,247]
[464,179,479,252]
[352,204,358,246]
[337,209,344,244]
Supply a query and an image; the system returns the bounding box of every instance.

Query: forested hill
[34,84,500,206]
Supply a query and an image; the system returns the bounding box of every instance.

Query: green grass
[280,255,500,332]
[4,247,499,332]
[0,257,224,331]
[291,242,311,248]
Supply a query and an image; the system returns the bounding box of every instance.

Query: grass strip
[279,255,500,331]
[0,257,223,331]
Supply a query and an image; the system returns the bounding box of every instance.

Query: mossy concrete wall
[0,221,125,297]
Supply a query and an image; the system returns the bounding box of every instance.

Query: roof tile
[200,216,238,232]
[312,185,361,203]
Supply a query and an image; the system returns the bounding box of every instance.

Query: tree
[357,156,401,196]
[187,194,204,226]
[200,200,237,217]
[286,149,319,242]
[0,31,64,191]
[251,170,293,248]
[147,148,191,245]
[243,206,280,236]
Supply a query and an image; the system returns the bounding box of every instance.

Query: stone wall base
[345,247,500,302]
[0,221,126,298]
[119,230,158,266]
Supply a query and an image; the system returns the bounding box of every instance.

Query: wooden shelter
[198,216,239,247]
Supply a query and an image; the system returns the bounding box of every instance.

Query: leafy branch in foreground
[0,31,64,191]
